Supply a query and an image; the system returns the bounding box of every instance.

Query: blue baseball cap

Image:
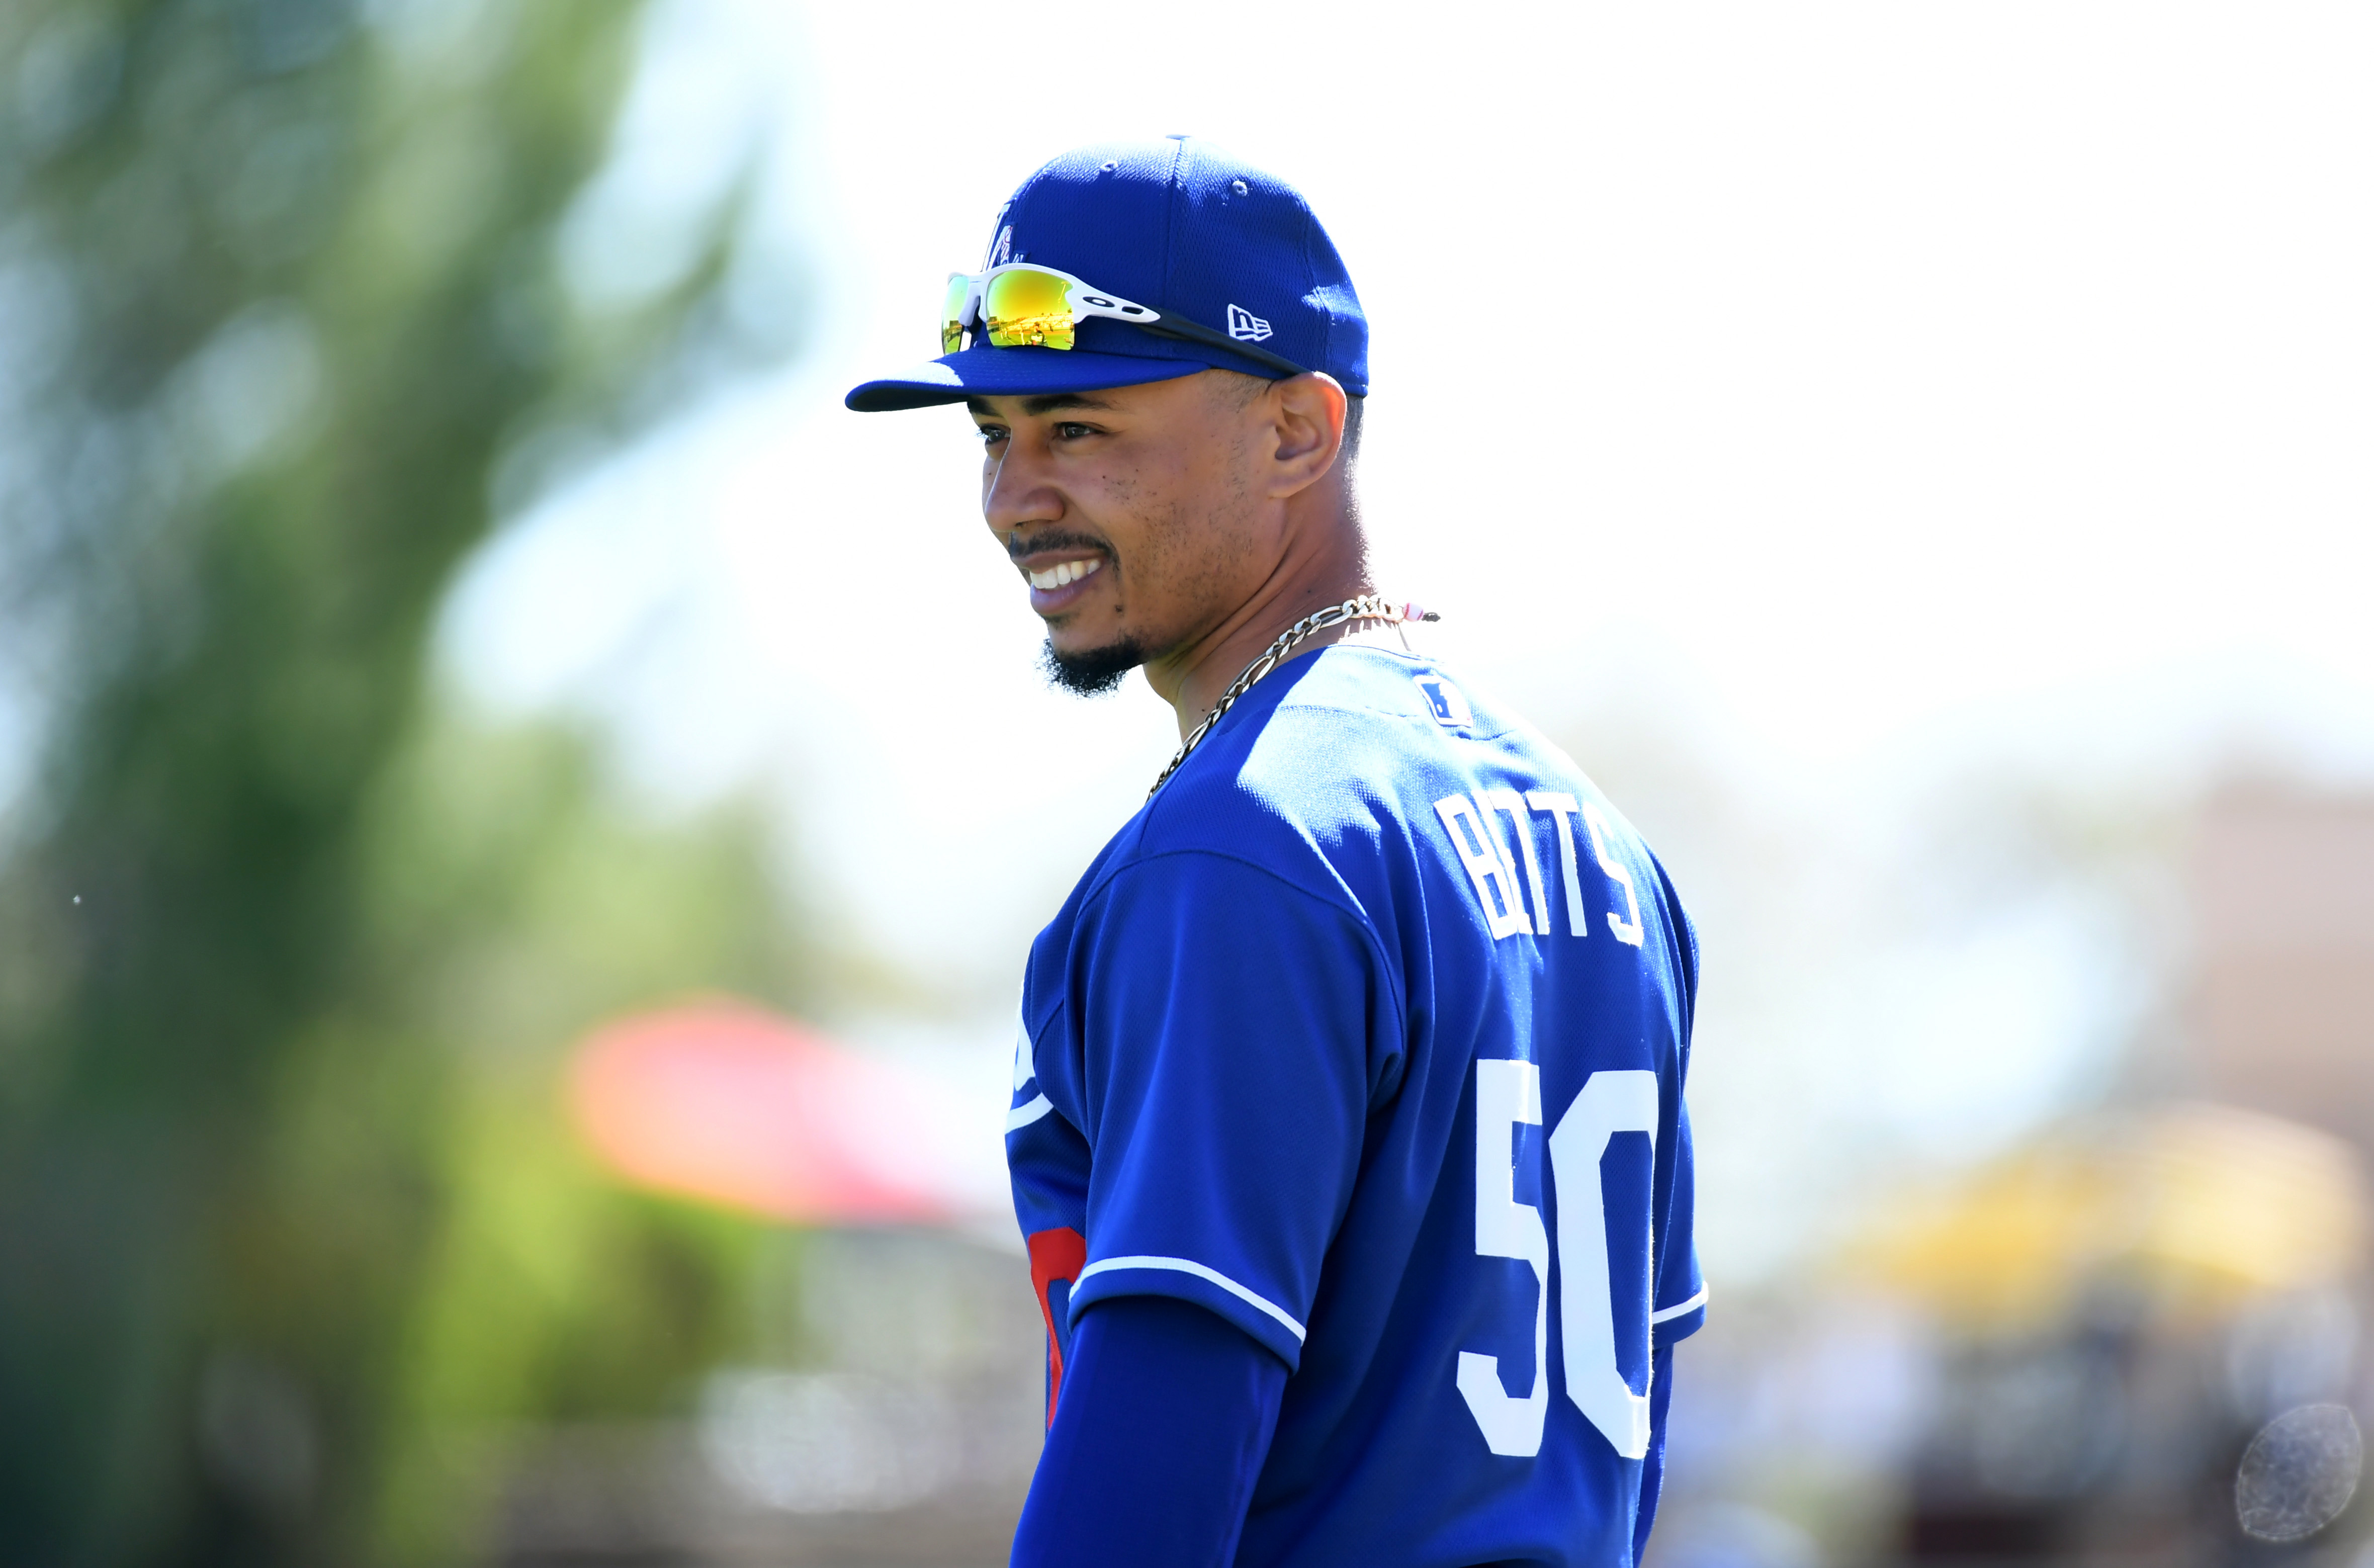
[845,136,1368,413]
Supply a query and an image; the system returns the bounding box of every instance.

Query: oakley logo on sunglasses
[1226,305,1273,343]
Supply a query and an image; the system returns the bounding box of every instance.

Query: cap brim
[844,344,1210,412]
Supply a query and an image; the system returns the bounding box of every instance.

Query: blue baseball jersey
[1006,643,1705,1567]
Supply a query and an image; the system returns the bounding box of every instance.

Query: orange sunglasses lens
[980,268,1077,351]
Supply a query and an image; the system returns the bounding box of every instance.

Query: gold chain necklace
[1147,595,1438,800]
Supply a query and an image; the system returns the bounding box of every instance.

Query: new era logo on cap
[1226,304,1273,342]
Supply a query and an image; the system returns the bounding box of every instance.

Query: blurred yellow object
[1850,1103,2368,1331]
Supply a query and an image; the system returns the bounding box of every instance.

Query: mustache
[1007,529,1111,564]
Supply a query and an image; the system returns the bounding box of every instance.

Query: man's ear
[1264,373,1349,499]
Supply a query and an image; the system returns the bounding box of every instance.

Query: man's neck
[1142,523,1375,742]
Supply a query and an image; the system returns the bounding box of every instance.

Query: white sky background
[442,2,2374,1277]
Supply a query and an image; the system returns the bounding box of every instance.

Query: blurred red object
[568,1000,969,1225]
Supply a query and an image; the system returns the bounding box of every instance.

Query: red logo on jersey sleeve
[1026,1227,1087,1428]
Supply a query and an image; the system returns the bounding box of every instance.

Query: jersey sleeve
[1650,887,1706,1346]
[1061,851,1393,1370]
[1650,1101,1705,1345]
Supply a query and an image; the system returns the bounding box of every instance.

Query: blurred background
[2,2,2369,1563]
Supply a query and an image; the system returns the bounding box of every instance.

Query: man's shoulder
[1162,644,1517,811]
[1112,650,1450,881]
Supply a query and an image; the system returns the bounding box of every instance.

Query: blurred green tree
[0,0,806,1560]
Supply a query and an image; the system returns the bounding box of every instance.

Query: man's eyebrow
[965,393,1120,419]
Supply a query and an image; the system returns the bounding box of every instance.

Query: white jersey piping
[1075,1254,1308,1342]
[1650,1286,1709,1324]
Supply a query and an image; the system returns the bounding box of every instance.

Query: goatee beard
[1040,635,1147,697]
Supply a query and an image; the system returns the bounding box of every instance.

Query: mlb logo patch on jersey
[1414,674,1473,728]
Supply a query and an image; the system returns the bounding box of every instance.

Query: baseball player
[847,138,1704,1567]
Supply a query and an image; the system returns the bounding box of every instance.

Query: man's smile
[1013,546,1110,616]
[1025,557,1102,591]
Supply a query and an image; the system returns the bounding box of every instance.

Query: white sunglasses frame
[942,262,1311,380]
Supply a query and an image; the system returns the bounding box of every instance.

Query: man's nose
[983,435,1061,535]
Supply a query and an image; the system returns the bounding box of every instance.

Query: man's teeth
[1028,558,1103,591]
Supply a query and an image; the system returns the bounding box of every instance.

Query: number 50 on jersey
[1461,1062,1662,1461]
